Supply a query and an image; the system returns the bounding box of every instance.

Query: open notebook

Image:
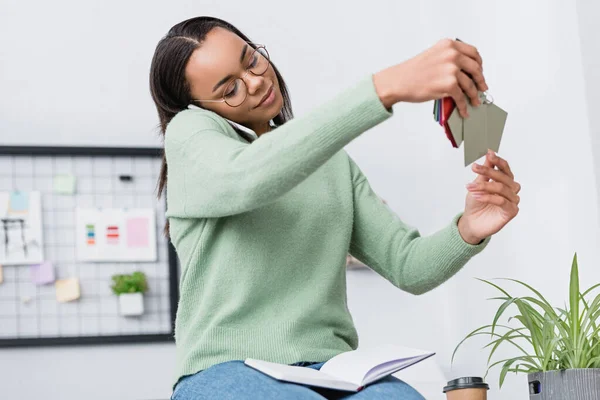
[244,344,435,392]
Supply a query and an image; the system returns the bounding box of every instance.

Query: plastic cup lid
[443,377,490,392]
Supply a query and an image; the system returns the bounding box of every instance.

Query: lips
[256,85,273,108]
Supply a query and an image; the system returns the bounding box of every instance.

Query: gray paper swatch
[486,103,508,153]
[435,92,507,166]
[447,108,463,148]
[463,102,488,166]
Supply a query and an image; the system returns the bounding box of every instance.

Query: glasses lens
[249,47,270,75]
[223,78,247,107]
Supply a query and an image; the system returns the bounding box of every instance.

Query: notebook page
[244,359,360,392]
[320,344,433,386]
[363,354,435,385]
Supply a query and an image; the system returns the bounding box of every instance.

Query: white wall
[1,1,599,399]
[577,0,600,223]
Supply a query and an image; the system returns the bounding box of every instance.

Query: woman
[150,16,520,400]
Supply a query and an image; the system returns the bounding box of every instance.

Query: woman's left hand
[458,150,521,244]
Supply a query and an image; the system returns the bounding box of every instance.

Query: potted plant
[110,271,148,316]
[452,253,600,399]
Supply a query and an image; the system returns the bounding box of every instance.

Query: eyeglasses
[192,44,270,108]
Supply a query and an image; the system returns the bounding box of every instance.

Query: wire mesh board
[0,146,178,347]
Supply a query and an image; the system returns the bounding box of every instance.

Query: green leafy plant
[110,271,149,295]
[452,252,600,388]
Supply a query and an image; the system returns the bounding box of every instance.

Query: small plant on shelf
[111,271,148,316]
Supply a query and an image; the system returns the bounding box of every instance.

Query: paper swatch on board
[75,208,157,262]
[53,174,76,194]
[55,278,80,303]
[0,191,44,265]
[8,192,29,213]
[106,225,120,245]
[31,261,55,285]
[126,217,150,248]
[86,224,96,245]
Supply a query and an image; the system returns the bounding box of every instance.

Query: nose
[243,72,265,96]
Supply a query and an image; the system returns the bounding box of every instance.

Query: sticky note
[53,174,76,194]
[55,278,80,303]
[126,217,149,248]
[9,192,29,213]
[31,261,55,285]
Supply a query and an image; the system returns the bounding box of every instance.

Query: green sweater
[164,74,490,386]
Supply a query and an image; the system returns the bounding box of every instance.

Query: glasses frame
[192,43,270,108]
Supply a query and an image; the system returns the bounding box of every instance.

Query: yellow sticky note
[53,174,76,194]
[0,264,3,284]
[55,278,80,302]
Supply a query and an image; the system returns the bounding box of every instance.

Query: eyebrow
[211,44,249,93]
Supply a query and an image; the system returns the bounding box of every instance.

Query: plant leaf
[485,327,533,366]
[582,282,600,298]
[452,324,517,365]
[570,252,580,364]
[478,278,512,297]
[491,297,519,337]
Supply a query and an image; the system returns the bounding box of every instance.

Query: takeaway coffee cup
[443,377,489,400]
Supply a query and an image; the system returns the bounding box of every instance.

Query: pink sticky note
[126,217,149,248]
[31,261,55,285]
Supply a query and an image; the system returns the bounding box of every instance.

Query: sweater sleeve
[164,74,393,219]
[347,155,491,295]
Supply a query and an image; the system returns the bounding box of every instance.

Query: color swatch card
[75,208,157,262]
[434,92,507,166]
[433,97,458,147]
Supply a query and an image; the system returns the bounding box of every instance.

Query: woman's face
[185,27,283,134]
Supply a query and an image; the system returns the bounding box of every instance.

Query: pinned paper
[31,261,55,285]
[55,278,80,303]
[0,195,8,217]
[126,217,150,248]
[9,192,29,213]
[53,174,76,194]
[1,191,44,265]
[76,208,157,262]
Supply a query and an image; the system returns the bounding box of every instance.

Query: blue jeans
[171,360,425,399]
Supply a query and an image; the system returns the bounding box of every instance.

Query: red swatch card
[441,97,458,148]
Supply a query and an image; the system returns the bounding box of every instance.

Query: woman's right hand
[373,38,487,117]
